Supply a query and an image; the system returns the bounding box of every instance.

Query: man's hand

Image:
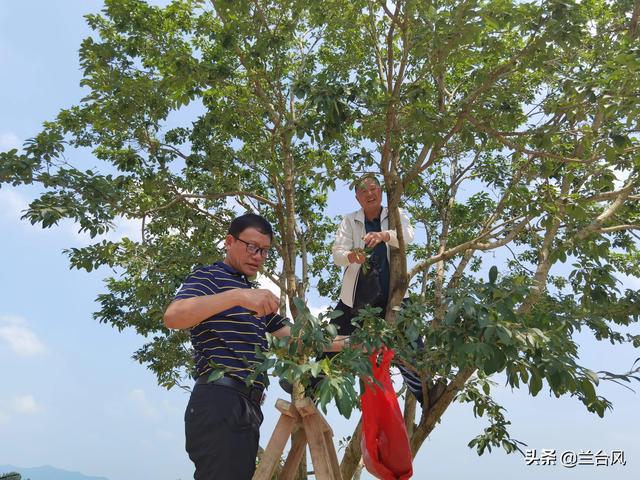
[241,289,280,316]
[363,231,390,248]
[348,249,367,264]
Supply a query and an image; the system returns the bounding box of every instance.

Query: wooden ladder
[253,398,343,480]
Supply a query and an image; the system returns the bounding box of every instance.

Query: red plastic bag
[361,348,413,480]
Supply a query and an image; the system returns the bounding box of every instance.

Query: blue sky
[0,2,638,480]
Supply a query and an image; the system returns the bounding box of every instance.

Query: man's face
[355,178,382,211]
[225,227,272,277]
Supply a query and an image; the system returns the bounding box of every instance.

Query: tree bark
[339,418,363,480]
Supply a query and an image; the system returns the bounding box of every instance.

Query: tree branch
[597,224,640,233]
[367,0,387,85]
[158,143,190,161]
[630,0,640,39]
[340,418,363,479]
[519,176,572,314]
[409,215,531,279]
[573,175,637,242]
[475,215,535,250]
[411,366,476,454]
[182,191,278,209]
[466,114,588,164]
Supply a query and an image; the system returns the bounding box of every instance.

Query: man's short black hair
[351,173,381,191]
[228,213,274,240]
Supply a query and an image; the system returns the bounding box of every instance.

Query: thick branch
[339,418,363,479]
[409,215,530,279]
[411,366,476,454]
[383,1,398,92]
[404,394,417,439]
[597,224,640,233]
[446,250,475,290]
[264,270,285,291]
[630,0,640,39]
[392,5,411,98]
[586,190,639,202]
[366,1,387,85]
[519,177,572,313]
[574,175,637,242]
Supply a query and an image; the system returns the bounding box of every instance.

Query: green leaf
[207,369,224,383]
[529,371,543,396]
[326,323,338,338]
[310,361,322,377]
[444,306,460,325]
[489,266,498,284]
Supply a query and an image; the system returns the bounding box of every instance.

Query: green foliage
[459,377,527,455]
[248,299,376,419]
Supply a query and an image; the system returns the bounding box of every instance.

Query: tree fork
[410,366,476,455]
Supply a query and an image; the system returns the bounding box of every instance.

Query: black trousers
[185,382,264,480]
[332,299,362,335]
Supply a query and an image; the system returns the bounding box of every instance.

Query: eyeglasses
[232,235,271,258]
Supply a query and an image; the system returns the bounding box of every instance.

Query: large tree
[2,0,640,478]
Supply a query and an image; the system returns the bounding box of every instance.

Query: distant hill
[0,465,109,480]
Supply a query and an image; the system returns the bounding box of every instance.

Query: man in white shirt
[329,174,431,404]
[331,173,413,330]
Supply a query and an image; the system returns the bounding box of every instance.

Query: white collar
[354,206,388,224]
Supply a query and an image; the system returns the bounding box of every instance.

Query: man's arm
[271,326,351,352]
[164,288,280,330]
[332,216,355,267]
[332,216,367,265]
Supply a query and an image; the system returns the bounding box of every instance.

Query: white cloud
[0,188,28,222]
[11,394,41,414]
[129,388,159,419]
[0,315,46,356]
[613,168,631,190]
[0,132,21,151]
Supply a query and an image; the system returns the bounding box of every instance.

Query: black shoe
[278,377,323,396]
[279,378,293,394]
[427,378,447,408]
[307,375,323,394]
[416,378,447,409]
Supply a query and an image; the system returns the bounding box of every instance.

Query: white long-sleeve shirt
[331,207,414,307]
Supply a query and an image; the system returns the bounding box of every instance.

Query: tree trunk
[339,417,363,479]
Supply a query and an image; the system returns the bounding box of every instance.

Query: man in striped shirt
[164,213,347,480]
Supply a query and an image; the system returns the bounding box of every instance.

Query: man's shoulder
[343,208,364,221]
[189,263,226,279]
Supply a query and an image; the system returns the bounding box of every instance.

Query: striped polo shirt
[174,261,286,390]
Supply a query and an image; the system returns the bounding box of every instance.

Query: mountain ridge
[0,465,109,480]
